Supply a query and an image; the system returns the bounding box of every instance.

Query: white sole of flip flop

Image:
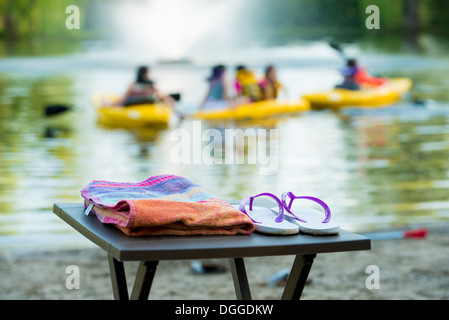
[233,205,299,235]
[272,206,340,236]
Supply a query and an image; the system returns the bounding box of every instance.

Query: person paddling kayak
[201,65,230,110]
[259,65,284,100]
[121,66,175,107]
[335,59,387,91]
[234,65,262,102]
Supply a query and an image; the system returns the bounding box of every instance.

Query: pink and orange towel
[80,174,255,236]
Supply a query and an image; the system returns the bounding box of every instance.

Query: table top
[53,203,371,262]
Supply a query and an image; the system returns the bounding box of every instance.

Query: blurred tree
[1,0,449,41]
[0,0,105,40]
[426,0,449,33]
[404,0,421,34]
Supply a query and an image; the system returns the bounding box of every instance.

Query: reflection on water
[339,105,449,229]
[1,41,449,252]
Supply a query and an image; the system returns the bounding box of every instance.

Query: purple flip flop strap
[281,192,331,224]
[239,193,284,224]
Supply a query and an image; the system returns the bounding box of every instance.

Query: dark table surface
[53,203,371,262]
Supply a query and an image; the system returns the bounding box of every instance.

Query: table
[53,202,370,300]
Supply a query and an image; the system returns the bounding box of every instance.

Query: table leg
[281,254,316,300]
[108,255,129,300]
[130,261,159,300]
[229,257,252,300]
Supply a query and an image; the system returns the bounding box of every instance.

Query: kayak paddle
[44,104,73,117]
[362,228,429,240]
[169,93,182,102]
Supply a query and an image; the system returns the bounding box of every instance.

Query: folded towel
[80,174,255,236]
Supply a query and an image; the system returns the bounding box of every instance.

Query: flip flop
[274,192,340,236]
[234,193,299,235]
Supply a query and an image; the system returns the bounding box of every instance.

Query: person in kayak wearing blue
[121,66,175,107]
[335,59,361,91]
[335,59,387,91]
[200,64,230,110]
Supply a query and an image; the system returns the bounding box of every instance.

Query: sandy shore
[1,226,448,300]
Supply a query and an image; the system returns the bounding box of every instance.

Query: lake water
[1,39,449,252]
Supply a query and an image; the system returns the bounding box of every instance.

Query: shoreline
[1,226,448,300]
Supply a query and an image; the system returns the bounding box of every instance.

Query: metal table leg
[108,254,314,300]
[130,261,159,300]
[229,257,252,300]
[281,254,316,300]
[108,255,129,300]
[108,255,159,300]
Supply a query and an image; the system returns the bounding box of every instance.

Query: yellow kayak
[193,98,310,121]
[93,94,173,128]
[303,78,413,110]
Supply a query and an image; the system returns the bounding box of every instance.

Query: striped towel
[80,174,255,236]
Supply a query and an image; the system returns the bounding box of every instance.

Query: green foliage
[1,0,448,41]
[358,0,404,30]
[0,0,101,40]
[252,0,449,40]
